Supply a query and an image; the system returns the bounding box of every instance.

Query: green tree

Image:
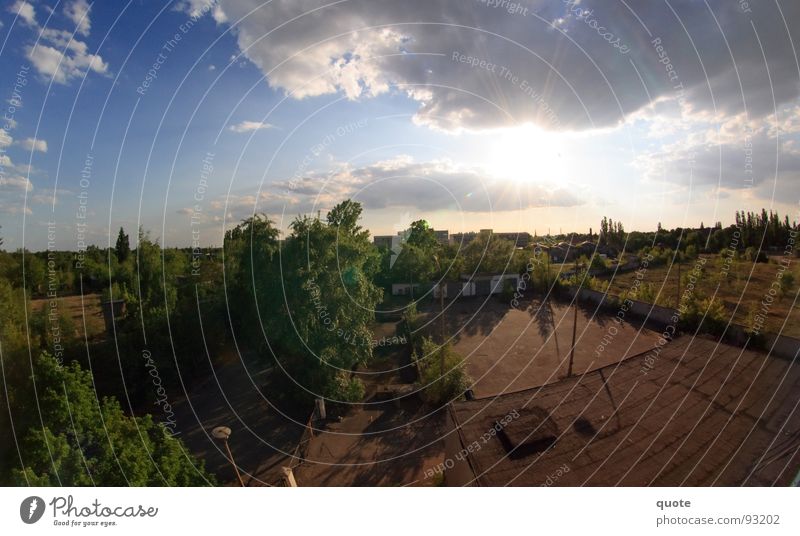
[223,214,281,350]
[11,353,215,486]
[462,230,515,274]
[252,200,383,402]
[392,220,440,292]
[115,227,131,264]
[414,337,470,406]
[23,253,46,295]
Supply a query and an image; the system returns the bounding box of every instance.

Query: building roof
[449,335,800,486]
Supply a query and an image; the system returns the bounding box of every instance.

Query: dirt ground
[170,345,308,487]
[293,321,447,486]
[419,296,662,398]
[29,292,106,340]
[599,255,800,338]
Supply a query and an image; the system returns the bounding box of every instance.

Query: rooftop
[448,335,800,486]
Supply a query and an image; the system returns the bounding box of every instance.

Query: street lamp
[212,426,245,487]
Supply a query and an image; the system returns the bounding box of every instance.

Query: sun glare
[485,125,566,184]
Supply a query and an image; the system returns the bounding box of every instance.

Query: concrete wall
[443,408,477,487]
[765,333,800,360]
[627,300,675,325]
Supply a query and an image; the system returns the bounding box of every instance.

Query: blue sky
[1,0,799,251]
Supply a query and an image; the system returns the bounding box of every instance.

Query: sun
[485,124,566,184]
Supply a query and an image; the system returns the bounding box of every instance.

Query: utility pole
[568,255,578,377]
[676,255,681,308]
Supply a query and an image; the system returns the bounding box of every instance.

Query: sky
[1,0,799,251]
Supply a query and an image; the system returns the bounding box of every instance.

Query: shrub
[744,247,768,263]
[335,374,366,402]
[414,337,471,406]
[779,271,794,300]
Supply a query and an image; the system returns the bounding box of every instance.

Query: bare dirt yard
[29,292,106,340]
[293,321,447,486]
[418,295,662,398]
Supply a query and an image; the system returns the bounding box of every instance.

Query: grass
[597,254,800,338]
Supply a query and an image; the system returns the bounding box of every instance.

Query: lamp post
[212,426,245,487]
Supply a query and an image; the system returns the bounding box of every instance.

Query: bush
[680,294,728,335]
[779,271,794,300]
[335,373,366,402]
[414,337,471,406]
[744,247,768,263]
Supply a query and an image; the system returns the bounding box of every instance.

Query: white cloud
[218,157,582,220]
[18,137,47,153]
[228,120,275,133]
[0,175,33,191]
[63,0,91,37]
[633,106,800,204]
[7,0,36,26]
[13,2,109,85]
[212,4,227,24]
[6,205,33,215]
[175,0,221,19]
[27,41,108,84]
[216,0,800,133]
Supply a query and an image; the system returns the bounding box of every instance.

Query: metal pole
[224,439,245,487]
[568,255,578,377]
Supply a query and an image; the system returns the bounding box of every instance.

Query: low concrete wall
[627,300,675,326]
[765,333,800,360]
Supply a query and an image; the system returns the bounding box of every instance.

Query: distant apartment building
[433,229,449,246]
[495,232,532,248]
[373,235,394,249]
[449,231,477,245]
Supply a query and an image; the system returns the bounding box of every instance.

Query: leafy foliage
[11,354,214,486]
[414,337,471,406]
[225,201,383,402]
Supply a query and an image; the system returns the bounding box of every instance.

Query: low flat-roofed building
[445,335,800,486]
[391,283,423,296]
[459,273,519,296]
